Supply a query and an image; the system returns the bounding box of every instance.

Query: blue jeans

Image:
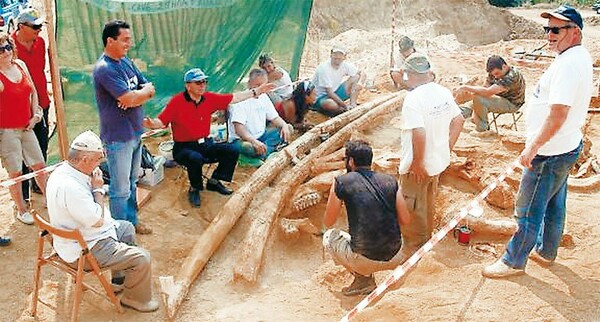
[105,138,142,225]
[232,127,282,160]
[502,142,582,269]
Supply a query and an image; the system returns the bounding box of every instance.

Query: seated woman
[274,80,317,132]
[259,53,293,102]
[0,33,47,225]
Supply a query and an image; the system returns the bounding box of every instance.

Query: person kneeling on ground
[274,80,317,132]
[228,68,292,162]
[390,35,416,90]
[311,46,362,116]
[455,55,525,134]
[322,140,411,296]
[144,68,275,208]
[47,130,158,312]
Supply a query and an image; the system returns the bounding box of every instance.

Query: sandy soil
[1,1,600,321]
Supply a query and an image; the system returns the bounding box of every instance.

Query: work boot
[134,222,152,235]
[342,273,377,296]
[188,188,201,208]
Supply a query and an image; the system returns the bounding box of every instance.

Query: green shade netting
[49,0,312,163]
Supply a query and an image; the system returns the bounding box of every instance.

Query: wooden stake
[43,0,69,160]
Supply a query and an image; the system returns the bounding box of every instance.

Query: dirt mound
[310,0,540,46]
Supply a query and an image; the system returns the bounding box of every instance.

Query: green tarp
[50,0,312,162]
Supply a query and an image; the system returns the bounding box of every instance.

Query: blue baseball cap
[183,68,208,83]
[541,5,583,30]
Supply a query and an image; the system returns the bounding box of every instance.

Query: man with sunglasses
[143,68,275,208]
[456,55,525,134]
[12,8,50,200]
[483,5,592,278]
[93,20,156,235]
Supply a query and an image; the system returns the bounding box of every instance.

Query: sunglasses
[0,44,13,54]
[24,23,43,30]
[191,80,208,85]
[543,25,576,35]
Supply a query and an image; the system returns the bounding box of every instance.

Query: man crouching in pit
[322,140,411,296]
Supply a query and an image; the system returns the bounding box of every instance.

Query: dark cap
[541,5,583,30]
[398,35,414,53]
[403,53,430,74]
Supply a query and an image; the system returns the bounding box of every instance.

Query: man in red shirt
[144,68,274,207]
[12,8,51,199]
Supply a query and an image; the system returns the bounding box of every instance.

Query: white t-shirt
[272,66,293,99]
[46,163,117,263]
[525,45,592,156]
[312,60,358,98]
[398,82,462,176]
[228,93,280,141]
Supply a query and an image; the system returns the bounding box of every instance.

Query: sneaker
[0,236,11,247]
[16,211,34,225]
[529,251,554,267]
[342,274,377,296]
[482,259,525,278]
[120,296,159,313]
[188,188,201,208]
[134,222,152,235]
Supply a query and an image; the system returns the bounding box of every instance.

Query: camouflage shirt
[486,66,526,107]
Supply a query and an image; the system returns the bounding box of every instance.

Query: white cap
[70,130,103,152]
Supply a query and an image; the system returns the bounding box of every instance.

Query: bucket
[158,141,175,161]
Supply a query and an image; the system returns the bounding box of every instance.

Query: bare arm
[117,82,155,109]
[270,116,292,142]
[395,187,411,226]
[233,122,267,155]
[323,180,342,227]
[519,104,569,168]
[409,127,428,183]
[16,60,42,130]
[90,167,106,228]
[143,116,166,129]
[231,83,276,104]
[459,84,506,98]
[325,87,346,107]
[448,114,465,150]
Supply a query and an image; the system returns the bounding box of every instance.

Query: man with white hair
[46,130,158,312]
[311,46,362,116]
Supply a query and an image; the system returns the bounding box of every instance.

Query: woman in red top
[0,32,47,225]
[274,80,317,132]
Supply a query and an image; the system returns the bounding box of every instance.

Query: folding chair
[31,210,124,322]
[490,110,523,133]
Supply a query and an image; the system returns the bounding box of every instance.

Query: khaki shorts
[0,129,44,173]
[323,228,405,277]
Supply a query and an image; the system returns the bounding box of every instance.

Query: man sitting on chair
[46,130,158,312]
[456,55,526,134]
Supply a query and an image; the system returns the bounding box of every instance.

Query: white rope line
[339,159,521,322]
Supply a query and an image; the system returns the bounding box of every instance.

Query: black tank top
[335,169,401,261]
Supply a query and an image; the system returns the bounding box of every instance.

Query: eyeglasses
[23,23,43,30]
[191,80,208,85]
[0,44,13,54]
[543,25,576,35]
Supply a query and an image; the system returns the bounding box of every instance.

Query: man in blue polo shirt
[93,20,155,234]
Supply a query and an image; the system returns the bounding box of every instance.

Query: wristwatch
[92,188,106,195]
